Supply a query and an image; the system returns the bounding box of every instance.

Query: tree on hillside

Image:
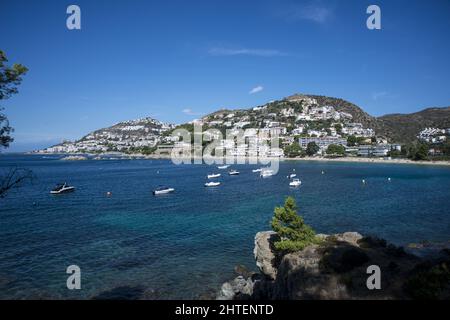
[334,123,342,135]
[347,135,357,147]
[406,142,429,161]
[441,140,450,156]
[306,142,320,156]
[326,144,345,156]
[271,197,318,252]
[284,142,304,158]
[0,50,31,198]
[413,143,429,161]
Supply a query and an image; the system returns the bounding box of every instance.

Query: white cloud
[249,86,264,94]
[372,91,388,101]
[182,108,199,116]
[208,47,287,57]
[277,1,333,24]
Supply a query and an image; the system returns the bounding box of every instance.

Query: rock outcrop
[219,231,450,300]
[60,155,87,161]
[254,231,278,280]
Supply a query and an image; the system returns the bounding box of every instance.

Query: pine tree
[271,196,317,252]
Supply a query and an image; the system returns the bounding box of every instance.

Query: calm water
[0,154,449,299]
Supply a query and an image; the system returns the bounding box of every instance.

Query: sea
[0,154,449,299]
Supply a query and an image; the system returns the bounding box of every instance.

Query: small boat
[207,173,221,179]
[153,186,175,195]
[50,182,75,194]
[229,170,240,175]
[289,173,297,178]
[218,165,230,169]
[289,179,302,187]
[260,169,274,178]
[252,168,262,173]
[205,181,221,187]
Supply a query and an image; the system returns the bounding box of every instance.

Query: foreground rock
[219,231,450,300]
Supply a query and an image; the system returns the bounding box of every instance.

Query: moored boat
[229,170,240,175]
[153,186,175,195]
[50,183,75,194]
[260,169,274,178]
[207,173,221,179]
[205,181,221,187]
[289,178,302,187]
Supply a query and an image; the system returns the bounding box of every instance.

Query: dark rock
[234,265,253,278]
[357,236,387,249]
[91,286,145,300]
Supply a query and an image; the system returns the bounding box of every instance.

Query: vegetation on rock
[271,197,318,252]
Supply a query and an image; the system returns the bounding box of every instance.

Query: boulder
[217,276,254,300]
[335,232,363,246]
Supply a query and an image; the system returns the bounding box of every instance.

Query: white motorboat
[260,169,274,178]
[153,186,175,195]
[217,165,230,169]
[289,179,302,187]
[252,168,262,173]
[229,170,240,175]
[207,173,221,179]
[50,183,75,194]
[289,173,297,178]
[205,181,221,187]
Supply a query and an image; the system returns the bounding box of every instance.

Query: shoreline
[26,152,450,167]
[283,156,450,167]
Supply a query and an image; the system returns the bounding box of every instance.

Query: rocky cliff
[218,231,450,300]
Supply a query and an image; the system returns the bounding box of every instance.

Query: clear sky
[1,0,450,152]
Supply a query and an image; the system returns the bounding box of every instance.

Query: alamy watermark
[366,265,381,290]
[367,5,381,30]
[66,265,81,290]
[66,5,81,30]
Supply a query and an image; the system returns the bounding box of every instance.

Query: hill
[38,94,450,153]
[376,107,450,143]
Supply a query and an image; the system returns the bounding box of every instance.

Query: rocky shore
[60,155,88,161]
[218,231,450,300]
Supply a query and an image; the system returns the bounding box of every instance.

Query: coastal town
[37,94,450,161]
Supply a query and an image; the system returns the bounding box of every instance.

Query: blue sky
[1,0,449,152]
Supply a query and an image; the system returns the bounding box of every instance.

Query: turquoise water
[0,154,449,299]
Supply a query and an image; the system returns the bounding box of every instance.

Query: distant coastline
[24,151,450,167]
